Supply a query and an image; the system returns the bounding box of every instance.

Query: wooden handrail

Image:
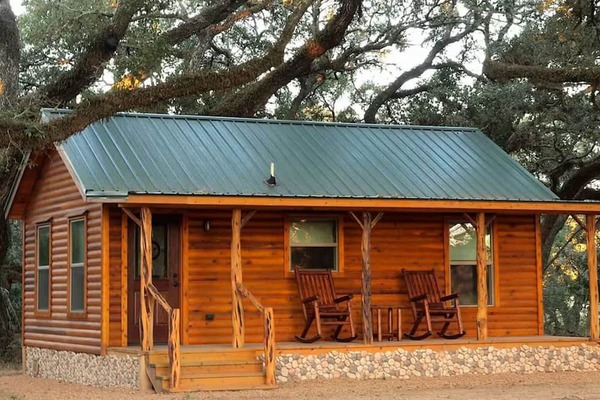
[147,283,181,389]
[147,283,172,313]
[236,282,276,386]
[137,207,181,390]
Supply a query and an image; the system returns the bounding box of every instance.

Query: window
[36,224,51,312]
[287,218,340,272]
[448,221,494,306]
[69,218,86,313]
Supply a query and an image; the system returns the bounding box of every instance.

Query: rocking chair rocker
[294,268,357,343]
[402,269,466,340]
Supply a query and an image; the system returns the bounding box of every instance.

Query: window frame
[67,215,87,317]
[284,215,345,278]
[35,222,52,316]
[444,217,499,307]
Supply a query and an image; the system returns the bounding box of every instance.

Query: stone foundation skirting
[276,344,600,383]
[25,347,139,389]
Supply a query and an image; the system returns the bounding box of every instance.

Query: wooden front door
[128,216,181,344]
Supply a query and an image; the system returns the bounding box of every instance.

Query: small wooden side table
[370,305,402,341]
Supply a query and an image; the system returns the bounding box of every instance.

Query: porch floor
[107,335,593,357]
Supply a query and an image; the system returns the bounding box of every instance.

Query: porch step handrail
[236,282,276,385]
[146,283,181,389]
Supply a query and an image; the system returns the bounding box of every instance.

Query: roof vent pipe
[265,162,276,186]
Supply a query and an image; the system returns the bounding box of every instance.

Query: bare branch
[484,60,600,85]
[2,42,293,150]
[364,16,482,123]
[208,0,361,117]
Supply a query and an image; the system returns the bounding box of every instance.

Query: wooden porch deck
[107,335,594,393]
[108,335,593,358]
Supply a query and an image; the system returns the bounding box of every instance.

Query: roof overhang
[107,194,600,214]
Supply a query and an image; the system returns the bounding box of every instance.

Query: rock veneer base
[276,344,600,383]
[24,347,139,389]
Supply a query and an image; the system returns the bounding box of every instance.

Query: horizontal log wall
[23,150,102,354]
[181,211,539,344]
[107,208,125,347]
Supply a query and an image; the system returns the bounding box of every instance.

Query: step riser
[148,351,259,364]
[161,375,266,390]
[153,363,263,376]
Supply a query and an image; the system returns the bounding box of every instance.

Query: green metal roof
[48,109,558,202]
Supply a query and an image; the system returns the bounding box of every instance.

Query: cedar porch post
[140,207,154,351]
[361,212,373,344]
[231,208,244,348]
[350,211,383,345]
[587,214,599,340]
[476,212,488,341]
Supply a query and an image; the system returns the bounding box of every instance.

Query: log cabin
[5,109,600,392]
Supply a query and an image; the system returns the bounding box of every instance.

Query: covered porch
[101,198,600,392]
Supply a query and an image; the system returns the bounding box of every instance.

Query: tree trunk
[0,0,20,108]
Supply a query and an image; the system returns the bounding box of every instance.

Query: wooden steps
[146,348,275,393]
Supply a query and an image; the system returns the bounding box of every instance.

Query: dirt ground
[1,368,600,400]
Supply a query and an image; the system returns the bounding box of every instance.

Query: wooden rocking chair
[294,268,357,343]
[402,269,466,340]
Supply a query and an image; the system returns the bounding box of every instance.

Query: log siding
[175,211,539,344]
[23,150,102,354]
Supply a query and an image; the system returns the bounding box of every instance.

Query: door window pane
[152,224,168,279]
[134,222,169,279]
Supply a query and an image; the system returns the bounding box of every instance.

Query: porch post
[231,208,245,348]
[361,212,373,344]
[587,214,599,340]
[476,212,488,341]
[140,207,154,351]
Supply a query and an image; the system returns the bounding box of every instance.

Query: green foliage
[0,220,22,364]
[543,218,598,337]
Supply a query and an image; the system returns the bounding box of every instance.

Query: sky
[10,0,23,15]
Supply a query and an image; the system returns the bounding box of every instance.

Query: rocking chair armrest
[409,293,428,302]
[301,295,320,304]
[440,293,459,301]
[333,294,354,304]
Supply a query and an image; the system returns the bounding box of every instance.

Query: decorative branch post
[140,207,154,351]
[350,211,383,345]
[476,212,488,341]
[169,309,181,388]
[587,214,599,340]
[264,307,276,385]
[361,212,373,345]
[231,209,245,348]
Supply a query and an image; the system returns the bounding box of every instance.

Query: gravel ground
[1,369,600,399]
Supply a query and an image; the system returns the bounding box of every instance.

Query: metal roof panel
[50,110,558,202]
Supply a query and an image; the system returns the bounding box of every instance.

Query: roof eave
[109,194,600,214]
[3,151,32,220]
